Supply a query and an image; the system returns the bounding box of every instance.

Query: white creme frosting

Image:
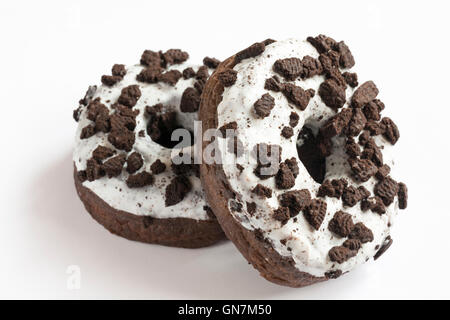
[216,38,399,276]
[74,62,210,220]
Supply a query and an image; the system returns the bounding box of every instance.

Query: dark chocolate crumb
[193,80,205,94]
[112,64,126,77]
[348,158,378,182]
[329,246,357,263]
[182,67,196,79]
[319,79,346,110]
[77,170,87,183]
[304,198,327,230]
[114,104,139,118]
[140,50,163,67]
[285,157,299,178]
[282,83,312,110]
[343,72,358,88]
[73,106,82,122]
[343,239,361,251]
[289,112,299,127]
[218,69,238,87]
[328,211,354,237]
[80,124,96,139]
[78,85,97,107]
[101,75,122,87]
[264,76,283,92]
[165,176,191,206]
[273,57,303,81]
[126,171,154,188]
[281,126,294,139]
[252,184,272,198]
[365,120,386,136]
[150,159,166,175]
[107,129,135,152]
[318,179,348,198]
[381,117,400,144]
[86,158,105,181]
[203,57,220,69]
[273,207,290,225]
[351,81,379,108]
[300,56,323,79]
[110,113,135,132]
[118,85,141,107]
[247,202,257,215]
[162,49,189,65]
[126,152,143,174]
[92,146,116,161]
[361,139,383,167]
[143,216,155,229]
[346,109,367,137]
[180,87,201,113]
[345,138,361,158]
[359,131,370,146]
[158,70,182,86]
[361,196,386,214]
[171,158,199,178]
[320,108,353,138]
[102,154,126,177]
[307,34,337,53]
[349,222,374,243]
[325,270,343,279]
[363,99,384,121]
[196,66,209,81]
[219,121,238,136]
[230,200,243,212]
[278,189,311,217]
[235,42,266,64]
[136,66,162,83]
[375,164,391,180]
[253,93,275,118]
[306,88,316,97]
[374,176,399,206]
[335,41,355,68]
[275,162,296,190]
[398,182,408,209]
[342,185,369,207]
[262,38,276,46]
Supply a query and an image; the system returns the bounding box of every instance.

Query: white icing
[74,62,210,220]
[216,38,400,276]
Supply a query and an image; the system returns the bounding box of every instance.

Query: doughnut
[73,49,225,248]
[199,37,408,286]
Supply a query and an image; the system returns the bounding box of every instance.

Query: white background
[1,0,449,299]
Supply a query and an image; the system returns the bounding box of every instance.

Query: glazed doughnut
[200,37,408,286]
[73,49,225,248]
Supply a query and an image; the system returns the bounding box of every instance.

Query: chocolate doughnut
[199,37,408,286]
[73,49,225,248]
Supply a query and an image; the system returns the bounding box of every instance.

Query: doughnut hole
[296,126,326,183]
[146,110,194,149]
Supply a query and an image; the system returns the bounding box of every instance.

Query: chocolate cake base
[74,165,226,248]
